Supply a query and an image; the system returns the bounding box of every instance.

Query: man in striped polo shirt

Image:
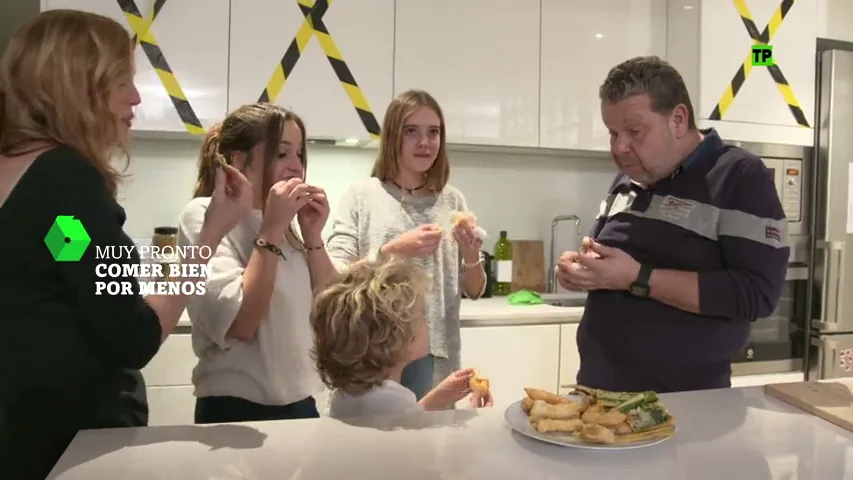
[556,56,789,393]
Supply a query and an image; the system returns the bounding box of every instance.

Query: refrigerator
[806,48,853,380]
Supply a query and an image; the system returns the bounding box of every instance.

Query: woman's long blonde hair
[0,9,134,196]
[370,90,450,192]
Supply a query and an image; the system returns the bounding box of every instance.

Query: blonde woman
[325,90,487,400]
[178,103,336,424]
[0,10,250,478]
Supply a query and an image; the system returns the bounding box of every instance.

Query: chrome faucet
[548,214,582,293]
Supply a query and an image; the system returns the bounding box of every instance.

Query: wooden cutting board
[764,381,853,433]
[510,240,545,293]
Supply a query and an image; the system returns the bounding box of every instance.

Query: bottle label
[496,260,513,282]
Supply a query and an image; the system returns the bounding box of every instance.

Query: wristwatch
[629,264,653,297]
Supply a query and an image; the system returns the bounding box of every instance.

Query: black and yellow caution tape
[117,0,205,135]
[709,0,808,128]
[130,0,165,45]
[258,0,381,139]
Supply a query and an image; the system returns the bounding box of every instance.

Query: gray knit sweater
[325,177,484,361]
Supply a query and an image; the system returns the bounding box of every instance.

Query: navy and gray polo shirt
[576,129,789,393]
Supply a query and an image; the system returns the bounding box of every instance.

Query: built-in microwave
[762,157,805,227]
[725,141,811,257]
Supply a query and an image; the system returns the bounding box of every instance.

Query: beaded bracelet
[254,238,286,260]
[303,242,325,252]
[462,256,483,268]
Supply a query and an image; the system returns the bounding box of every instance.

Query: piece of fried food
[580,402,627,428]
[523,388,571,405]
[594,408,627,428]
[612,421,633,435]
[580,403,605,423]
[469,371,490,396]
[528,399,585,421]
[533,418,584,434]
[576,423,616,445]
[521,397,535,412]
[451,210,475,227]
[614,420,676,444]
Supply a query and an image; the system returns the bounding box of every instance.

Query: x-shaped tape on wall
[259,0,381,140]
[117,0,206,135]
[709,0,809,128]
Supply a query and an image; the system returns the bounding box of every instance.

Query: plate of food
[505,385,677,450]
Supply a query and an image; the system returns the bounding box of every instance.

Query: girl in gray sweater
[325,90,487,399]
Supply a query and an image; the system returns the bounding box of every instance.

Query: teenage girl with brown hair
[179,103,337,423]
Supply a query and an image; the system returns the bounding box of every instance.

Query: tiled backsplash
[116,139,616,259]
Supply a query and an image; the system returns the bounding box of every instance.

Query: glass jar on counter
[152,226,178,251]
[151,226,179,282]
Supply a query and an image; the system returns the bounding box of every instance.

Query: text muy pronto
[94,245,213,296]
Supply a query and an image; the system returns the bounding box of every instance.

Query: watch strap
[635,264,653,286]
[629,264,653,297]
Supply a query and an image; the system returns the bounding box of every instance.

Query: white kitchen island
[47,386,853,479]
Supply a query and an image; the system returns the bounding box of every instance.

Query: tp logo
[44,215,91,262]
[751,45,774,66]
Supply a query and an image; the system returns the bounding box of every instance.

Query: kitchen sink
[540,293,587,308]
[543,298,587,307]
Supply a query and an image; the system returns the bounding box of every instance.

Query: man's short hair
[599,55,697,130]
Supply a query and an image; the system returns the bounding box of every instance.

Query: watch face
[630,283,650,297]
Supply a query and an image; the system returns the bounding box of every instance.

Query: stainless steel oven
[725,141,812,376]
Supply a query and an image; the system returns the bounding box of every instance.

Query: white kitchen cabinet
[459,324,561,408]
[393,0,540,148]
[147,385,195,426]
[539,0,668,151]
[142,332,196,425]
[141,333,194,387]
[557,324,581,394]
[817,0,853,42]
[228,0,393,142]
[667,0,816,146]
[42,0,229,135]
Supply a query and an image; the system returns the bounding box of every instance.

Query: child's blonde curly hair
[310,257,429,394]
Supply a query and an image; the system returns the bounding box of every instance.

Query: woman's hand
[382,224,443,258]
[259,178,310,243]
[297,185,330,244]
[201,165,253,243]
[452,217,483,261]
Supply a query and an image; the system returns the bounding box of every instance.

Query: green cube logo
[44,216,91,262]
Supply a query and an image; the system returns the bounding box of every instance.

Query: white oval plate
[504,395,675,450]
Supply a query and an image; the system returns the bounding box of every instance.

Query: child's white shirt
[327,380,422,419]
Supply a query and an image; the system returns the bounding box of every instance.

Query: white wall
[116,139,616,265]
[817,0,853,43]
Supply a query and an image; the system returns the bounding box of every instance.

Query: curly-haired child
[310,257,493,418]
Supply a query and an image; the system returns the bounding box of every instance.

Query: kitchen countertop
[177,297,585,329]
[47,386,853,479]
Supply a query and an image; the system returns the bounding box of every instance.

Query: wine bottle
[492,230,512,296]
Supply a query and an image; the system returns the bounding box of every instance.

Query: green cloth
[507,290,543,305]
